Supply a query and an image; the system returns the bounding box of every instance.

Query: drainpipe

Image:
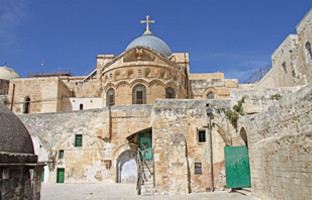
[10,84,15,111]
[209,116,214,192]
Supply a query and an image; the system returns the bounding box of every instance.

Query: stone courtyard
[41,183,261,200]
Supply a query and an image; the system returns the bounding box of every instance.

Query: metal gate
[224,146,251,188]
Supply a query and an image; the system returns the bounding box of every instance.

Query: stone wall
[19,105,152,184]
[8,77,61,114]
[190,79,238,99]
[152,99,236,194]
[230,86,300,114]
[257,9,312,88]
[239,82,312,200]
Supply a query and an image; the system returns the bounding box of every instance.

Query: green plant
[271,93,282,99]
[225,97,246,129]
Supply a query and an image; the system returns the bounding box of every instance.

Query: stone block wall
[7,77,61,114]
[190,78,238,99]
[19,105,152,184]
[239,82,312,200]
[152,99,236,194]
[230,86,300,114]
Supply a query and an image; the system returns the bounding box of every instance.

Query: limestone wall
[61,97,103,111]
[152,99,236,194]
[190,79,238,99]
[19,105,152,184]
[8,77,61,114]
[230,86,300,114]
[257,9,312,88]
[239,83,312,200]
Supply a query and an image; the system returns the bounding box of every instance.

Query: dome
[0,66,21,80]
[0,103,34,154]
[126,32,172,56]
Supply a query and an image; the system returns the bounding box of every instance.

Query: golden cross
[141,15,155,35]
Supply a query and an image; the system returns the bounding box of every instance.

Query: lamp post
[206,104,214,192]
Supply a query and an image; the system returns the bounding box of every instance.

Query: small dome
[0,66,21,80]
[0,104,34,154]
[126,33,172,56]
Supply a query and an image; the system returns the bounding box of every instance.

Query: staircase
[137,149,155,196]
[140,160,155,196]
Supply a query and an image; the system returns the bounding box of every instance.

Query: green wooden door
[139,131,152,160]
[57,168,65,183]
[224,146,251,188]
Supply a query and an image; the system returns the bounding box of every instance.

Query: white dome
[0,66,20,80]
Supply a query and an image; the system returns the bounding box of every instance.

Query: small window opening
[75,134,82,147]
[306,42,312,59]
[198,130,206,142]
[24,97,31,114]
[59,150,64,159]
[79,104,84,110]
[138,68,142,74]
[282,62,287,74]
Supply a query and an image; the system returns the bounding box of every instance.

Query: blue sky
[0,0,311,82]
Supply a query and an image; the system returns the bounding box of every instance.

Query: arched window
[207,92,214,99]
[132,84,146,104]
[79,104,84,110]
[23,97,30,114]
[165,87,175,99]
[306,42,312,59]
[106,88,115,106]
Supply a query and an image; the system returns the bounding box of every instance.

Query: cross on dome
[141,15,155,35]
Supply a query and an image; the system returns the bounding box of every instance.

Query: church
[1,10,312,199]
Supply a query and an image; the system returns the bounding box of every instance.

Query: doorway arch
[116,150,137,183]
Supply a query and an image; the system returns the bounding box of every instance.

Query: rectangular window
[198,130,206,143]
[75,134,82,147]
[59,150,64,159]
[138,68,142,74]
[194,162,202,174]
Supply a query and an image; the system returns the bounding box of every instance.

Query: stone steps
[140,160,155,196]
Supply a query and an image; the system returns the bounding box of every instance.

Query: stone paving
[41,183,262,200]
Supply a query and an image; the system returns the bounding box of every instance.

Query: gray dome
[126,33,172,56]
[0,103,34,154]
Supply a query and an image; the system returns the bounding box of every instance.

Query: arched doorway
[116,150,137,183]
[23,96,30,114]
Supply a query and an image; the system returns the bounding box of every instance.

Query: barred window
[106,88,115,106]
[166,87,175,99]
[132,84,146,104]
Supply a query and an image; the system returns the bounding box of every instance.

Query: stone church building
[1,9,312,199]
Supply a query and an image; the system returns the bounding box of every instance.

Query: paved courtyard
[41,183,262,200]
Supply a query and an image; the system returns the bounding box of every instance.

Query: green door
[57,168,65,183]
[139,131,152,160]
[224,146,251,188]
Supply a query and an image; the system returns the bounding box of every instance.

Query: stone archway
[116,150,137,183]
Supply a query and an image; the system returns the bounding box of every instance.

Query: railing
[136,148,153,195]
[243,64,272,84]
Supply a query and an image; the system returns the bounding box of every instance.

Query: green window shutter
[41,168,44,182]
[75,134,82,147]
